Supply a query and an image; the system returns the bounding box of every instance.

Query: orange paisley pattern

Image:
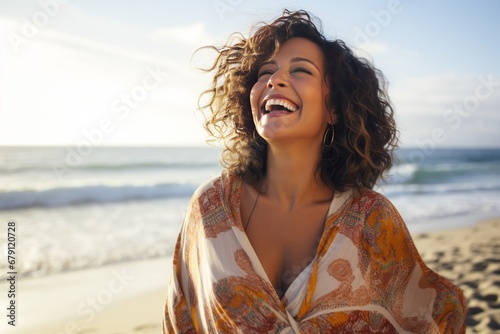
[163,171,466,333]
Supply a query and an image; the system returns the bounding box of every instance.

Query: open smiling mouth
[262,98,299,114]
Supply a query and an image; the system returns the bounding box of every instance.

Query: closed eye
[258,70,274,78]
[292,67,312,75]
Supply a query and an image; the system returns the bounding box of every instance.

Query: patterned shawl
[163,171,466,333]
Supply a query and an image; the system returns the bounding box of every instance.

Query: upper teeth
[265,99,297,112]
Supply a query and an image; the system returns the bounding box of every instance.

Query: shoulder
[186,170,242,224]
[184,171,242,237]
[350,188,400,217]
[190,170,240,205]
[344,188,410,244]
[191,174,222,201]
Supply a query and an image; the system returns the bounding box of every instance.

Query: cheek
[304,85,326,110]
[249,84,262,114]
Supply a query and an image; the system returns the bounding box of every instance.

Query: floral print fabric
[163,172,466,333]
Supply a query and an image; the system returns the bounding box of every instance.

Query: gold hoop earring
[322,124,334,152]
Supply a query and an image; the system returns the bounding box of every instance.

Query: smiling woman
[250,38,331,148]
[163,9,467,333]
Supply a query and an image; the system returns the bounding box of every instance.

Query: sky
[0,0,499,148]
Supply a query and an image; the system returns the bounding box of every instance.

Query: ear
[324,92,337,125]
[329,110,338,125]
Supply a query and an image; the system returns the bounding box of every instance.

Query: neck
[262,141,332,211]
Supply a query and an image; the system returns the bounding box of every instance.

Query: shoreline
[1,218,499,333]
[0,257,171,334]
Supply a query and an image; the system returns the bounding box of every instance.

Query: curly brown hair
[198,9,399,191]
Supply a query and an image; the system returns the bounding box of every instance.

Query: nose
[267,69,287,89]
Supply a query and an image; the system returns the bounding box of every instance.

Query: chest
[243,203,330,297]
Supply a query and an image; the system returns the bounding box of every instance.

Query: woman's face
[250,37,334,147]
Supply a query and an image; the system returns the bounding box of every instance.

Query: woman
[163,10,466,333]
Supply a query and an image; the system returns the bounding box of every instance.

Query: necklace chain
[244,179,263,231]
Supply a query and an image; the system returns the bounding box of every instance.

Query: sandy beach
[0,257,171,334]
[413,218,500,333]
[1,218,499,334]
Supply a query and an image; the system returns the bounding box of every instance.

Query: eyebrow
[291,57,321,71]
[260,57,321,72]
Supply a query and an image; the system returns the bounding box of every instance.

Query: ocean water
[1,146,499,278]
